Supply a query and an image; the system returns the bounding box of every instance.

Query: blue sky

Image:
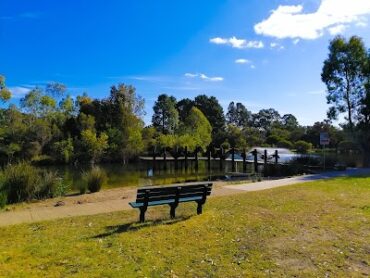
[1,0,370,125]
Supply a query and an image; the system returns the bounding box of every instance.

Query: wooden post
[243,148,247,173]
[253,149,258,173]
[185,146,188,171]
[264,149,268,177]
[207,150,211,172]
[152,147,156,172]
[274,150,278,165]
[174,147,178,171]
[274,149,279,176]
[163,148,167,171]
[219,148,223,171]
[195,148,199,172]
[231,147,236,172]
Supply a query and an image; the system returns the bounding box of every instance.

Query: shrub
[295,140,313,154]
[78,182,88,195]
[83,167,107,193]
[0,173,6,208]
[2,162,68,204]
[3,162,41,203]
[0,191,7,209]
[277,140,294,149]
[36,171,65,199]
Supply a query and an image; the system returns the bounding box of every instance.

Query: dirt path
[0,168,369,227]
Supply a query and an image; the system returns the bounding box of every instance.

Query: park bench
[129,181,213,222]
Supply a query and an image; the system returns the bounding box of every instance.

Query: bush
[295,140,313,154]
[2,162,67,204]
[83,167,107,193]
[0,191,7,209]
[78,182,88,195]
[277,140,294,149]
[35,171,66,199]
[3,162,41,203]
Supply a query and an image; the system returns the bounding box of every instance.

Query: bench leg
[139,207,147,223]
[170,204,177,219]
[197,202,203,215]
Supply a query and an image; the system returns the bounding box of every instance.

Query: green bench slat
[135,190,211,203]
[129,196,203,208]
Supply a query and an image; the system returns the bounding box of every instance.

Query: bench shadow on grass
[92,215,192,239]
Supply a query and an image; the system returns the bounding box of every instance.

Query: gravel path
[0,168,368,227]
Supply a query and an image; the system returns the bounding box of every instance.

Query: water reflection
[40,151,363,191]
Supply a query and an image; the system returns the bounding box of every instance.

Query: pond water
[42,160,254,191]
[41,151,364,191]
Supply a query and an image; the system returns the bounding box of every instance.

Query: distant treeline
[0,75,348,166]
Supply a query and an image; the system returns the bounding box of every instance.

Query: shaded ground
[0,168,369,227]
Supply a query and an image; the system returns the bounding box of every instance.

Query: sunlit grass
[0,177,369,277]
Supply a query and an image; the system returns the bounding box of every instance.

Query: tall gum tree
[321,36,368,131]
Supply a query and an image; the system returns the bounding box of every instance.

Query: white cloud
[328,24,347,35]
[270,42,285,50]
[184,73,198,78]
[254,0,370,40]
[250,65,256,69]
[210,36,264,49]
[8,86,31,98]
[235,59,251,64]
[184,73,224,82]
[293,39,300,45]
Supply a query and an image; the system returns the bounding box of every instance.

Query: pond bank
[1,168,369,227]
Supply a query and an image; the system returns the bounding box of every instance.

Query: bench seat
[129,196,203,208]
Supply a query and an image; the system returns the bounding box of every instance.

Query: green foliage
[0,88,11,103]
[0,173,6,208]
[78,182,88,195]
[35,171,63,199]
[322,36,368,129]
[226,101,251,128]
[294,140,313,154]
[3,162,40,203]
[0,75,11,103]
[337,140,359,152]
[194,95,225,134]
[80,130,108,163]
[83,167,107,193]
[276,140,294,149]
[52,138,74,163]
[181,107,212,151]
[1,162,66,204]
[152,94,179,134]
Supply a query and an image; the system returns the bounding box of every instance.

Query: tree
[176,98,194,122]
[194,95,225,134]
[252,108,281,131]
[281,114,299,130]
[321,36,368,130]
[45,82,66,99]
[80,129,108,163]
[152,94,179,134]
[226,102,251,128]
[294,140,313,154]
[181,107,212,151]
[0,75,11,103]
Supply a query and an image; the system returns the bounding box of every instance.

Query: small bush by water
[1,162,67,205]
[83,167,107,193]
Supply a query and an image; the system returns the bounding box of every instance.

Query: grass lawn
[0,177,369,277]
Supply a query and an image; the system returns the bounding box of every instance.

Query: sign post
[320,132,330,170]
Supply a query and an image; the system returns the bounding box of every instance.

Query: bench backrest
[135,182,213,204]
